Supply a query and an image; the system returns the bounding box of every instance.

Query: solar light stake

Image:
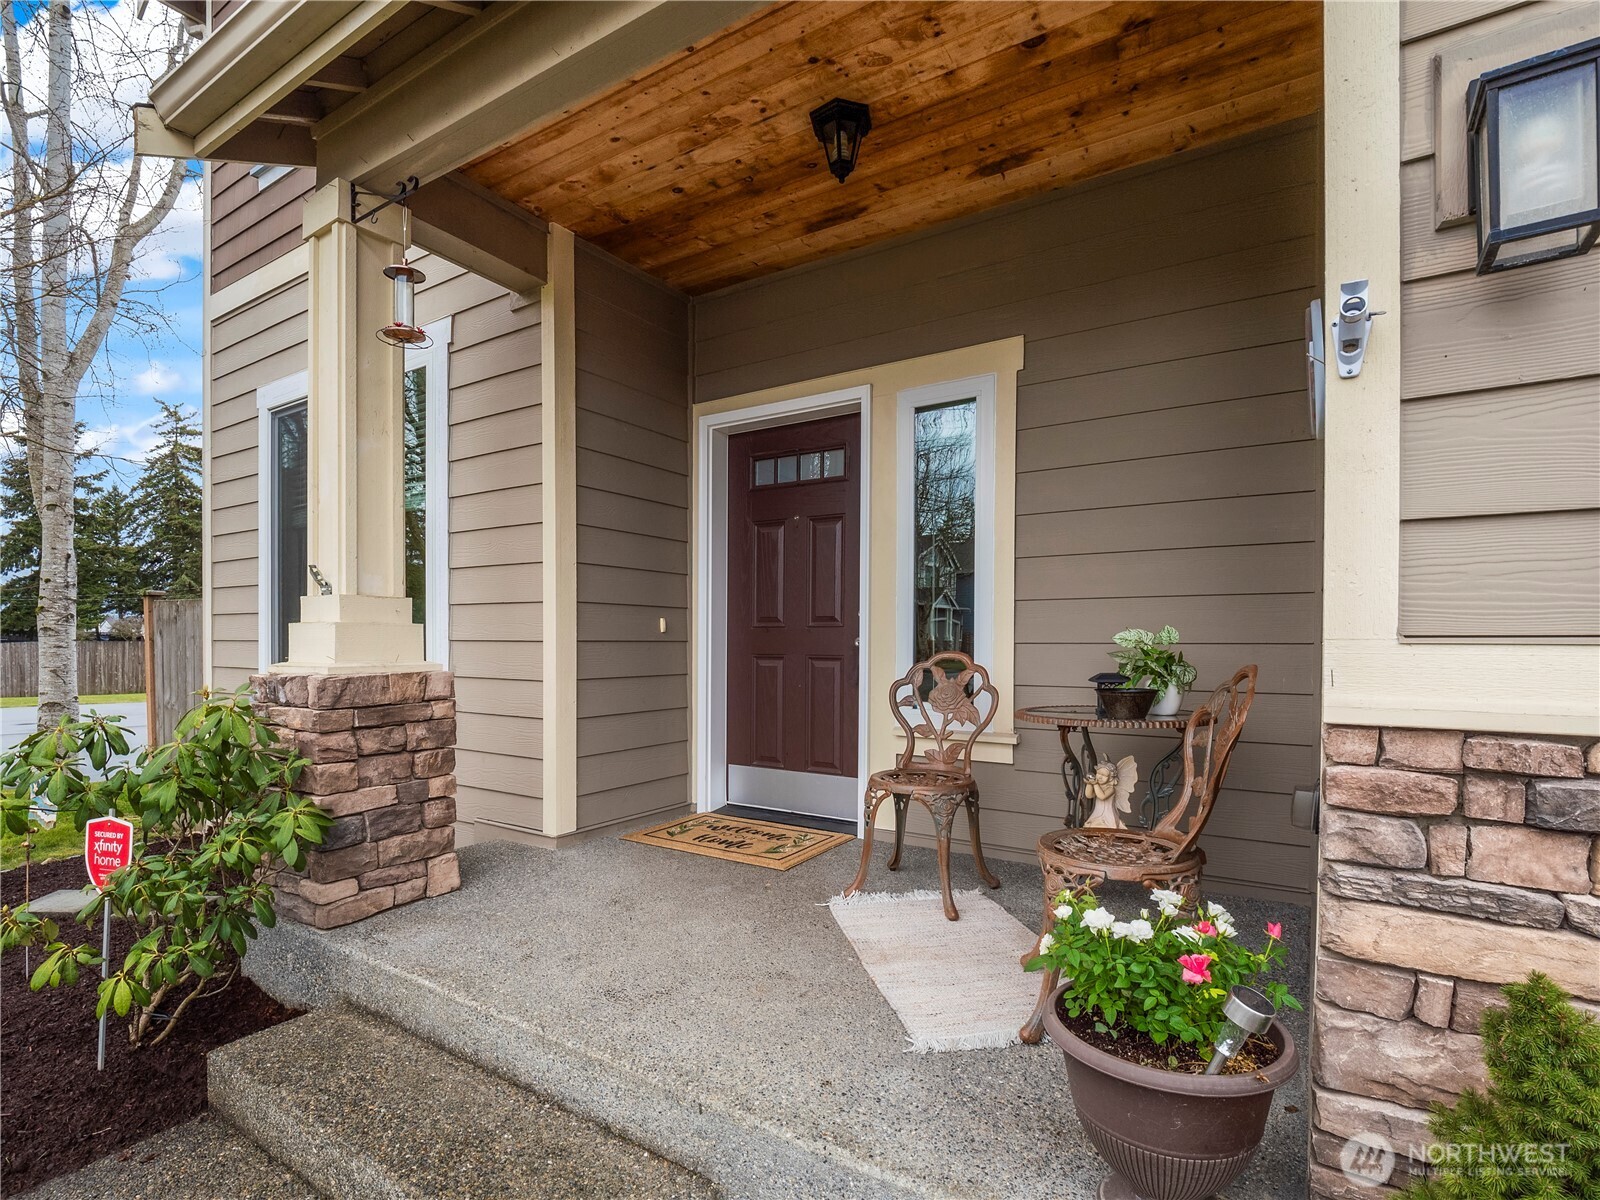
[1205,985,1276,1076]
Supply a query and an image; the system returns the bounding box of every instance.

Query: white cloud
[133,360,183,394]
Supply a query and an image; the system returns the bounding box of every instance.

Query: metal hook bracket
[351,177,421,225]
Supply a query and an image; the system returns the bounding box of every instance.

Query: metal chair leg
[965,792,1002,889]
[844,788,886,898]
[886,795,909,871]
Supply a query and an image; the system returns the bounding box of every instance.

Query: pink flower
[1266,921,1283,940]
[1177,953,1213,985]
[1193,919,1217,937]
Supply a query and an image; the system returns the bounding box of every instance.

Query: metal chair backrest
[1154,665,1257,857]
[888,652,998,774]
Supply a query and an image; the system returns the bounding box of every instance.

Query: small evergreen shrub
[1404,973,1600,1198]
[0,690,329,1046]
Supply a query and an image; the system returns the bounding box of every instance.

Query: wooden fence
[149,597,205,746]
[0,639,146,698]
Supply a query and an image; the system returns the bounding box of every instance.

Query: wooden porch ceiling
[461,1,1321,296]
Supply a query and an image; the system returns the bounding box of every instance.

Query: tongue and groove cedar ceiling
[462,1,1320,295]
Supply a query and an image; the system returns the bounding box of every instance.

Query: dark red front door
[727,414,860,815]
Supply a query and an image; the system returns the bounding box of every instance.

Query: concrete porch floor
[246,834,1311,1200]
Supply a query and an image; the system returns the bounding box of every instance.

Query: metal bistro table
[1015,705,1193,828]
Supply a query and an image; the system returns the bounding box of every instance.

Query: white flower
[1037,933,1055,954]
[1173,925,1202,942]
[1113,919,1154,943]
[1054,903,1075,920]
[1149,888,1184,916]
[1140,908,1150,920]
[1080,907,1116,932]
[1204,902,1236,937]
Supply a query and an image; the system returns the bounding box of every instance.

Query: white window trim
[256,370,309,671]
[896,372,998,694]
[249,164,293,190]
[406,316,452,667]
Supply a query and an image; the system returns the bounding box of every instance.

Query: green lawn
[0,693,145,709]
[1,819,87,871]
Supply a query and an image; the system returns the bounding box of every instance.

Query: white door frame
[694,385,872,835]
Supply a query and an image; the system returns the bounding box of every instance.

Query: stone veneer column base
[253,670,461,929]
[1310,725,1600,1197]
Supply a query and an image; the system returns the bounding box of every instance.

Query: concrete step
[208,1005,718,1200]
[25,1114,321,1200]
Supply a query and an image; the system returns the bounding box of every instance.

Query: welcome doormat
[621,813,852,870]
[829,889,1041,1052]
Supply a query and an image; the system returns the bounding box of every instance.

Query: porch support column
[280,177,433,674]
[540,224,579,836]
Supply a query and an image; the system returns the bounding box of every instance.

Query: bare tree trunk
[33,2,77,728]
[2,2,190,730]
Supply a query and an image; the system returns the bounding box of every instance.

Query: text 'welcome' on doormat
[621,813,852,870]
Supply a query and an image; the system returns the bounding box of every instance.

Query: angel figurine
[1081,755,1139,828]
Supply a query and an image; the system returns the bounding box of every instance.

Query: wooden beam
[313,0,769,190]
[211,122,318,167]
[417,0,485,13]
[306,55,369,93]
[407,171,549,294]
[260,91,324,126]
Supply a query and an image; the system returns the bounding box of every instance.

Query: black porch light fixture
[1467,36,1600,274]
[810,98,872,183]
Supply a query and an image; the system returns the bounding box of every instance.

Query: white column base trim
[275,593,435,674]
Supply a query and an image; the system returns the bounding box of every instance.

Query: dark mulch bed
[2,857,299,1196]
[1055,996,1281,1075]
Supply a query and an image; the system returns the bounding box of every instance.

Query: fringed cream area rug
[828,889,1041,1052]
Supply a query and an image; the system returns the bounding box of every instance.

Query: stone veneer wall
[254,671,461,928]
[1309,726,1600,1198]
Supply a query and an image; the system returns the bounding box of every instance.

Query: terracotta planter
[1044,983,1299,1200]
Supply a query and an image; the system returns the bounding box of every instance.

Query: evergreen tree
[1406,973,1600,1199]
[132,401,202,597]
[0,444,41,635]
[80,484,144,620]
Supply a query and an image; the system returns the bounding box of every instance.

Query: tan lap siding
[416,255,546,836]
[694,121,1322,904]
[1397,1,1600,637]
[573,245,692,833]
[208,276,309,692]
[211,163,313,293]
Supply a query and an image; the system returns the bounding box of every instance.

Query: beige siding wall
[204,252,545,835]
[694,122,1322,904]
[211,163,313,293]
[1397,1,1600,637]
[208,275,308,692]
[416,254,545,837]
[573,244,693,833]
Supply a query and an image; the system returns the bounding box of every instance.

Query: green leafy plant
[0,690,329,1047]
[1110,625,1198,694]
[1025,888,1300,1052]
[1402,973,1599,1198]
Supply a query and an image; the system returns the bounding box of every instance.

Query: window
[404,320,451,664]
[751,446,847,487]
[257,371,310,668]
[248,164,292,190]
[897,374,996,675]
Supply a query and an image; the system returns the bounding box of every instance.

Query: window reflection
[912,398,977,664]
[403,366,427,628]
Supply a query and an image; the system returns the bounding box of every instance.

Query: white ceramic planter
[1151,684,1182,717]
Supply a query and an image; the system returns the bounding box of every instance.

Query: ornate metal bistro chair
[1018,665,1257,1043]
[843,653,1002,921]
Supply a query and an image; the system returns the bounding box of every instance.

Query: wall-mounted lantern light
[1467,37,1600,274]
[810,98,872,183]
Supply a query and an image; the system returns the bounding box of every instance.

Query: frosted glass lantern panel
[1498,66,1598,230]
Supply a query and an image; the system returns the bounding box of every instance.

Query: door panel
[727,413,861,812]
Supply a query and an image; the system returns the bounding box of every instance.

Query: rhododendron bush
[1025,888,1301,1049]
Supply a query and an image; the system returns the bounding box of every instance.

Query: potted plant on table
[1109,625,1197,718]
[1026,888,1301,1200]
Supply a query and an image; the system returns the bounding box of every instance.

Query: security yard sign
[84,816,134,888]
[83,815,134,1070]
